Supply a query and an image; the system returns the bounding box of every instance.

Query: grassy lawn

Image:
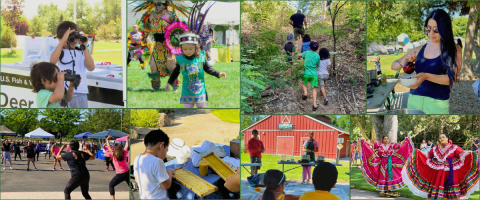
[92,41,122,51]
[212,109,240,123]
[240,153,350,183]
[1,42,122,65]
[350,167,480,200]
[127,61,240,108]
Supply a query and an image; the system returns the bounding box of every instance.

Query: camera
[68,31,88,44]
[62,69,81,90]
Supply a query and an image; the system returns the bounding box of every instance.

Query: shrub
[131,109,159,128]
[1,18,17,48]
[14,21,28,35]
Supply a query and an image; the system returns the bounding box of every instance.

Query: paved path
[1,191,129,199]
[1,155,129,199]
[351,189,413,199]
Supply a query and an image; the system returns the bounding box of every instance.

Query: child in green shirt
[30,62,76,108]
[298,41,320,111]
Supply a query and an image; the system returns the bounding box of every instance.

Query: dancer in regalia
[402,133,479,199]
[358,135,414,197]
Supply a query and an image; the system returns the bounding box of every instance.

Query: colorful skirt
[402,150,479,199]
[359,138,414,191]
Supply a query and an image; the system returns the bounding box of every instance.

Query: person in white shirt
[45,141,53,159]
[134,129,175,199]
[50,21,95,108]
[317,48,331,105]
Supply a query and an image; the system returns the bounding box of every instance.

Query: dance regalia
[358,136,414,192]
[127,31,148,68]
[133,1,191,90]
[402,144,479,199]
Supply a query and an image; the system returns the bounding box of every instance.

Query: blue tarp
[88,129,128,139]
[74,132,93,138]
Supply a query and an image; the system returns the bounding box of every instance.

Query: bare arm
[160,169,174,190]
[66,81,75,102]
[124,136,130,151]
[289,19,293,26]
[83,46,95,71]
[49,72,67,103]
[55,144,67,160]
[50,28,75,64]
[391,46,422,70]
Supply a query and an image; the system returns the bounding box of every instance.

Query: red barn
[243,115,350,159]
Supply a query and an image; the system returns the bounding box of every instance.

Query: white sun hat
[167,138,191,164]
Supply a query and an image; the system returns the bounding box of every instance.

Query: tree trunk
[371,115,398,142]
[458,2,479,80]
[332,17,336,72]
[439,116,444,134]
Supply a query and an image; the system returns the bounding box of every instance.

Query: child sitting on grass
[30,62,76,108]
[298,41,320,111]
[318,48,331,105]
[260,169,299,200]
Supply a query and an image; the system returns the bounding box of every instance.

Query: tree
[2,109,39,138]
[41,109,81,143]
[452,17,468,38]
[96,24,113,41]
[27,15,42,36]
[99,0,121,26]
[37,3,69,36]
[108,16,122,39]
[80,109,126,134]
[66,0,97,34]
[1,0,24,52]
[328,1,349,72]
[371,115,398,142]
[458,1,479,80]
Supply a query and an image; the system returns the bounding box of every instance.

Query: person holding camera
[30,62,76,108]
[49,21,95,108]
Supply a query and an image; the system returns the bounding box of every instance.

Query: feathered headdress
[179,0,216,45]
[131,1,192,32]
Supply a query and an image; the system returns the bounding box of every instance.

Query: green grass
[240,153,350,183]
[366,54,405,78]
[211,109,240,123]
[92,41,122,51]
[350,167,480,200]
[1,42,122,65]
[127,61,240,108]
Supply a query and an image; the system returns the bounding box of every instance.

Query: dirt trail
[130,109,240,161]
[252,33,366,114]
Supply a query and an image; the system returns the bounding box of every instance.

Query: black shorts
[27,153,35,159]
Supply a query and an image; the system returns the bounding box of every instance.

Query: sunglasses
[424,27,439,35]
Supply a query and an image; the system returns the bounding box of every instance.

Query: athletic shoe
[27,168,29,171]
[106,168,110,171]
[53,168,56,171]
[10,166,12,169]
[60,168,64,171]
[34,168,38,171]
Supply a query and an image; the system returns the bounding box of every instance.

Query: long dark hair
[440,133,452,144]
[303,34,311,43]
[262,170,286,200]
[319,48,330,60]
[113,143,125,161]
[424,9,458,84]
[381,135,388,143]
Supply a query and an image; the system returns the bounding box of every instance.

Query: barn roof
[241,115,349,135]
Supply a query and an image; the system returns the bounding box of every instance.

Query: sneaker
[27,168,30,171]
[60,168,64,171]
[34,168,38,171]
[10,166,12,169]
[53,168,56,171]
[3,168,5,170]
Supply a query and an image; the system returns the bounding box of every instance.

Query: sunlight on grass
[240,153,349,183]
[127,61,240,108]
[92,41,122,51]
[211,109,240,124]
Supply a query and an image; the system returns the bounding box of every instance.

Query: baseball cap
[287,34,294,42]
[309,41,319,51]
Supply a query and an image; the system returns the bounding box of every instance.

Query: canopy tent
[1,125,17,136]
[88,129,128,139]
[25,128,55,138]
[74,132,93,139]
[116,136,129,142]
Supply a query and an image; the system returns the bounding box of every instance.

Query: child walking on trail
[301,34,311,53]
[318,48,331,105]
[283,34,297,78]
[298,41,320,111]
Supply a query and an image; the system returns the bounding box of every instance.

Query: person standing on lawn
[302,131,318,184]
[248,129,265,175]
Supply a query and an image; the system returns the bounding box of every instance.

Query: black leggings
[105,157,115,169]
[45,150,51,159]
[127,52,144,65]
[14,151,21,160]
[109,171,129,195]
[35,151,40,161]
[65,173,91,199]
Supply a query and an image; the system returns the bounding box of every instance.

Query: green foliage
[452,16,468,38]
[27,15,42,36]
[96,24,113,41]
[41,109,82,139]
[131,109,160,128]
[36,3,70,36]
[240,115,268,131]
[1,109,39,138]
[79,109,129,135]
[329,115,350,131]
[1,16,18,48]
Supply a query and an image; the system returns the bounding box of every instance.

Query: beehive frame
[202,152,236,181]
[173,167,218,197]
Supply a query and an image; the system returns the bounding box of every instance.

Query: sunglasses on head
[424,27,439,35]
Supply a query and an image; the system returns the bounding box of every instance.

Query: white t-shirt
[317,58,331,75]
[134,154,170,199]
[57,49,90,94]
